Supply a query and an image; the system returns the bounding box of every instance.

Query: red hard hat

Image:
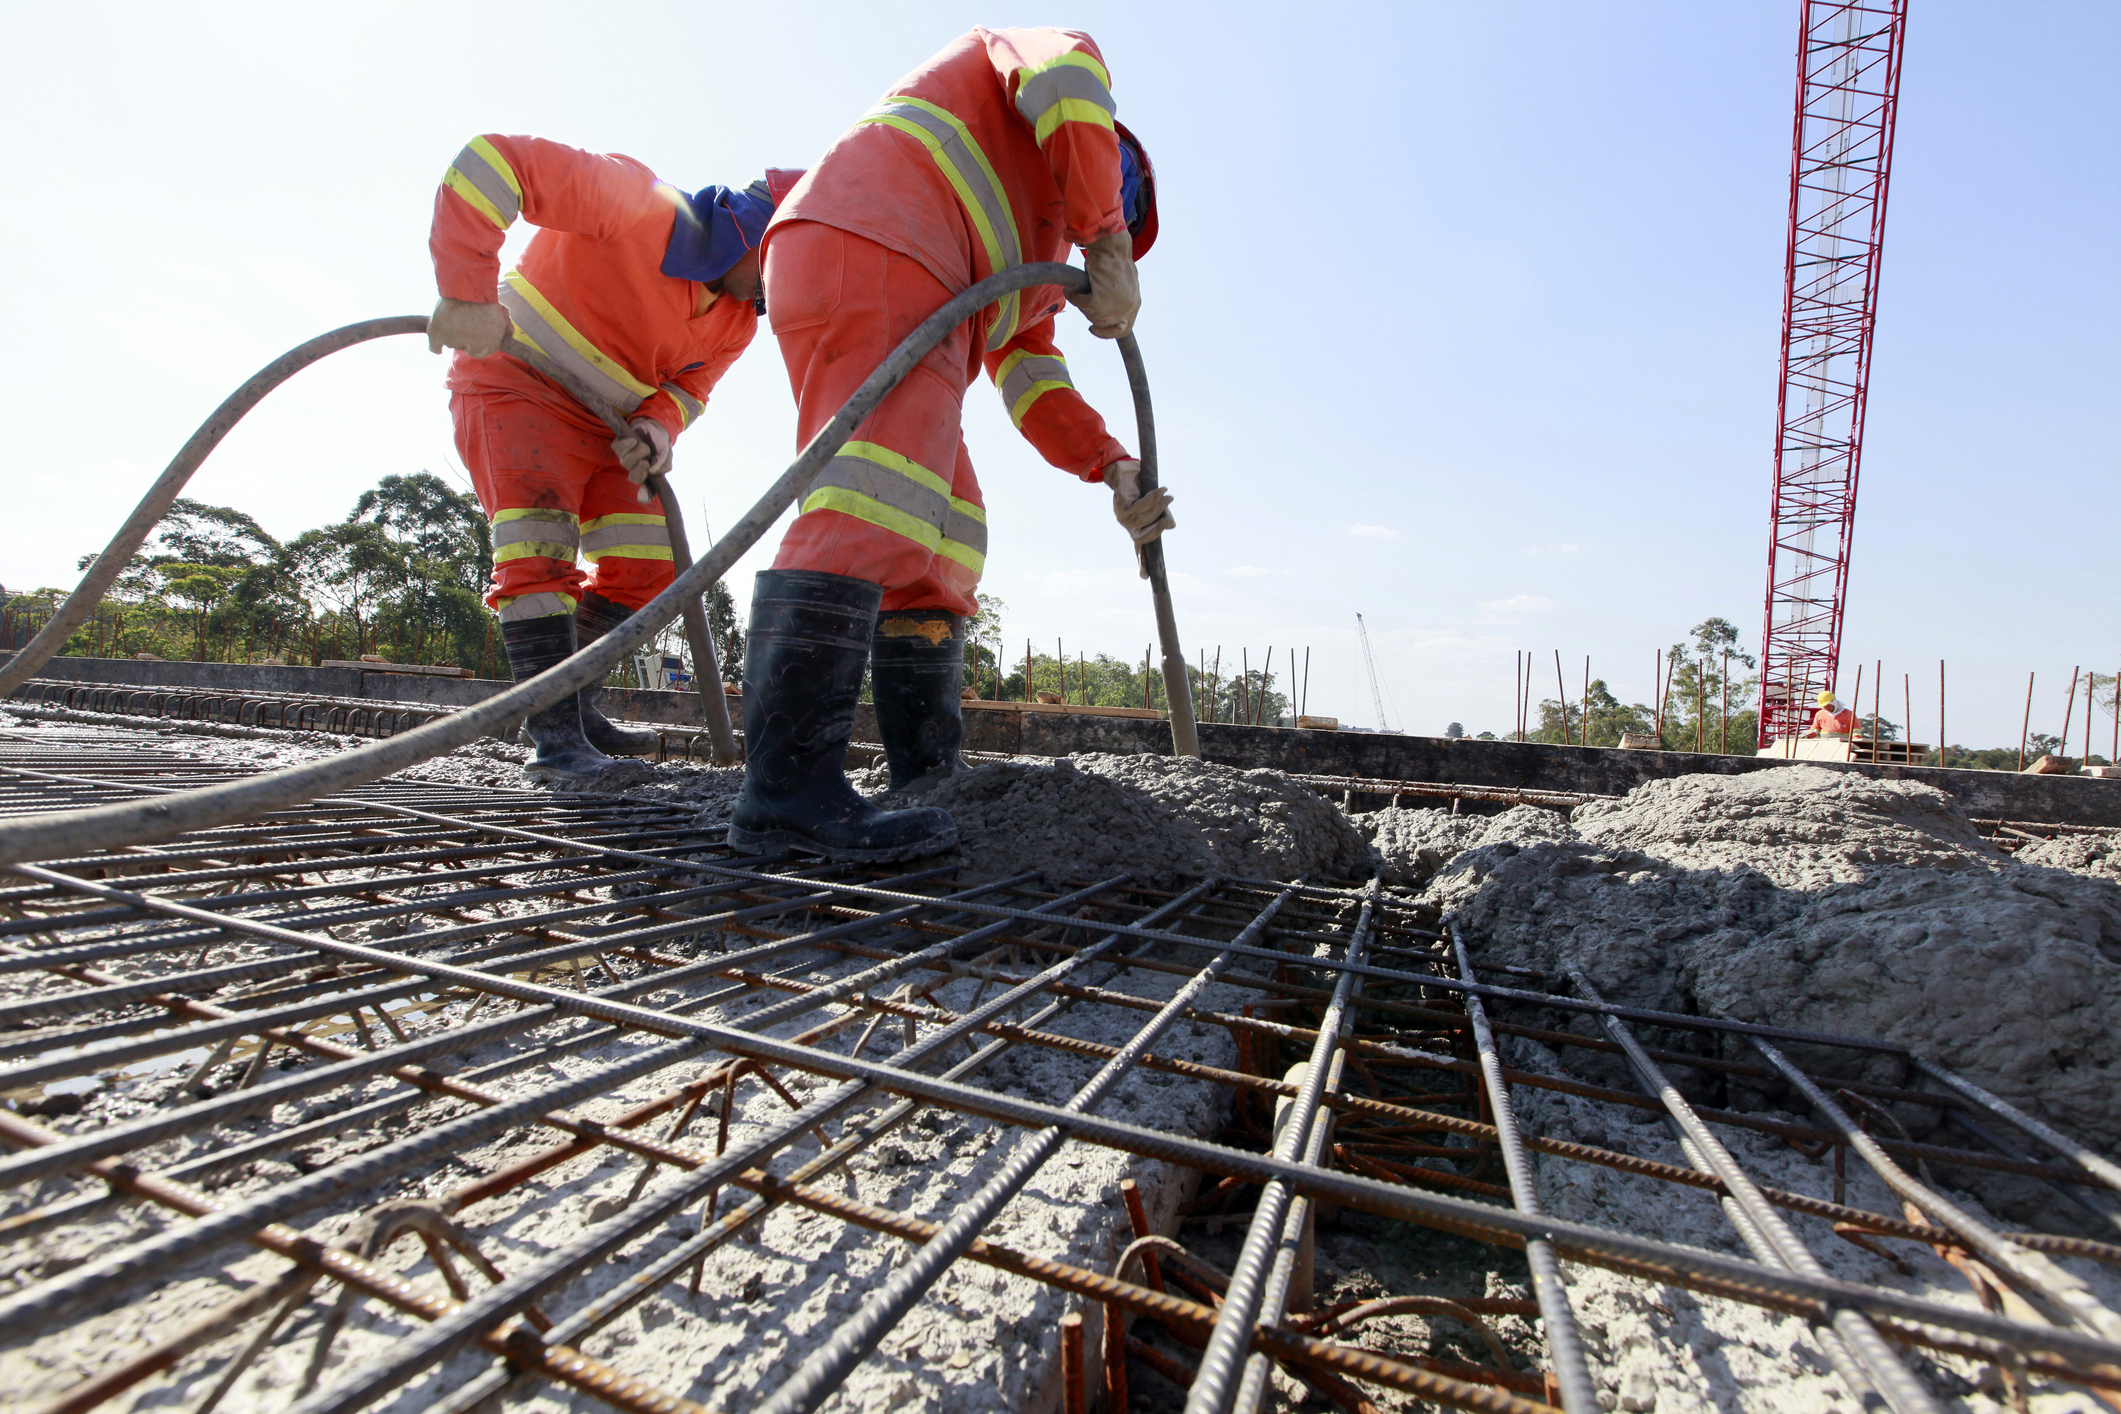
[1115,122,1157,259]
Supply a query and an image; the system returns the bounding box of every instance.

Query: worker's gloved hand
[613,418,672,501]
[1068,231,1140,340]
[427,298,512,358]
[1104,458,1173,578]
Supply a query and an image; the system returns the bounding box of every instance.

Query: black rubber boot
[872,609,968,792]
[501,616,616,785]
[727,570,957,863]
[572,591,660,758]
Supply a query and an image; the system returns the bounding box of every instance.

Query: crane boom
[1356,613,1389,732]
[1757,0,1907,746]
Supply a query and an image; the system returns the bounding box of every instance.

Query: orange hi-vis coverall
[431,135,759,621]
[1814,706,1857,735]
[761,27,1133,618]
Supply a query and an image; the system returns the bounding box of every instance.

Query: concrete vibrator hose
[0,262,1200,865]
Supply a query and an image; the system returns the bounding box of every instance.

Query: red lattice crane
[1757,0,1908,746]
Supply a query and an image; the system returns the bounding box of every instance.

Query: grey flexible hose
[0,316,428,701]
[0,263,1187,864]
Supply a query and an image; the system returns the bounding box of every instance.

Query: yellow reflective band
[501,272,657,401]
[858,95,1023,348]
[948,495,986,526]
[496,590,577,622]
[443,169,508,229]
[466,136,523,202]
[492,508,581,525]
[581,545,674,563]
[1009,381,1072,428]
[580,513,667,531]
[493,540,578,564]
[936,538,986,574]
[1017,49,1112,92]
[841,440,952,499]
[1033,98,1117,145]
[800,487,944,553]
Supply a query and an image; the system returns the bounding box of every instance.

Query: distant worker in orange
[427,133,800,783]
[728,26,1170,863]
[1810,691,1857,737]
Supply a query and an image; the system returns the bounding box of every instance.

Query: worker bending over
[1810,691,1857,738]
[729,27,1171,862]
[428,133,799,783]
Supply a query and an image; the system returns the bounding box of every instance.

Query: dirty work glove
[614,418,673,501]
[427,298,511,358]
[1067,231,1140,339]
[1104,458,1174,578]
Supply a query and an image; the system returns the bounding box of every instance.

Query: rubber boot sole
[585,725,662,758]
[724,819,959,864]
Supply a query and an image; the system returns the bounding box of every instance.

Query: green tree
[1659,617,1760,754]
[154,563,245,659]
[1530,679,1654,746]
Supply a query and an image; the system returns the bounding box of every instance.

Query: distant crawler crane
[1757,0,1908,747]
[1356,612,1391,732]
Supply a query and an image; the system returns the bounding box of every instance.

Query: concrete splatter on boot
[871,609,967,793]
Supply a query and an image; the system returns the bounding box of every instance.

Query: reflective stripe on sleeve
[499,271,657,414]
[496,590,577,622]
[443,136,523,230]
[799,440,955,553]
[1012,54,1117,143]
[658,383,705,428]
[993,349,1076,428]
[857,97,1024,351]
[579,513,673,562]
[491,507,580,565]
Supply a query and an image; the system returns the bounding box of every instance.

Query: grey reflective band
[997,353,1072,411]
[861,98,1023,350]
[498,278,650,416]
[659,383,705,427]
[497,591,576,622]
[942,503,989,558]
[1013,65,1117,128]
[580,520,672,558]
[449,143,521,225]
[808,454,953,530]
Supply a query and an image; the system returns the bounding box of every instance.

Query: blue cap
[661,184,774,284]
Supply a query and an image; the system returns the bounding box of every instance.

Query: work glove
[427,298,511,358]
[614,418,673,501]
[1067,231,1140,340]
[1104,458,1174,578]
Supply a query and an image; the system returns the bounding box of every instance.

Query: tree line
[2,473,741,684]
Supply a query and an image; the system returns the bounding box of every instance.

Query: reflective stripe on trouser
[581,513,672,562]
[496,591,577,623]
[763,223,989,618]
[452,388,678,616]
[856,96,1025,351]
[498,270,659,416]
[992,349,1075,428]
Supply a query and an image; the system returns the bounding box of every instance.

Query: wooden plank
[320,660,473,678]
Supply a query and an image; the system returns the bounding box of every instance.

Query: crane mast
[1757,0,1907,747]
[1356,613,1389,732]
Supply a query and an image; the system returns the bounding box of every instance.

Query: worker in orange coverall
[1810,691,1857,738]
[427,134,800,783]
[726,27,1170,863]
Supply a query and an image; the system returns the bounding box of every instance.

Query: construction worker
[1810,691,1857,737]
[428,133,800,783]
[725,27,1168,863]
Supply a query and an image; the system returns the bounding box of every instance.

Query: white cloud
[1223,564,1274,579]
[1479,595,1558,613]
[1348,523,1401,540]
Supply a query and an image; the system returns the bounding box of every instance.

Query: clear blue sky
[2,2,2113,747]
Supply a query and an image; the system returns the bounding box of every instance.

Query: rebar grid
[2,729,2119,1414]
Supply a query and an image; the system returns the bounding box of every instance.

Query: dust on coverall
[430,135,759,621]
[760,27,1134,618]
